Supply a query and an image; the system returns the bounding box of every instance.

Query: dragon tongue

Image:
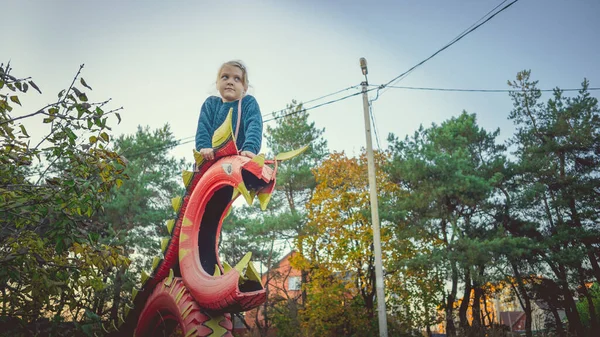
[237,182,254,206]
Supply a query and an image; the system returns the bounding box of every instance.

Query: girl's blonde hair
[216,60,249,90]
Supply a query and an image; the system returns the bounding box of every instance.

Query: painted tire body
[135,277,232,337]
[179,155,268,313]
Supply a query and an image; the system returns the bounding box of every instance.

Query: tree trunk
[510,261,532,337]
[472,276,483,333]
[550,305,566,337]
[555,264,585,337]
[458,267,472,331]
[445,260,458,337]
[578,267,598,335]
[110,265,126,322]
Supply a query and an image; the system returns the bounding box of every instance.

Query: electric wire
[375,0,520,99]
[372,85,600,93]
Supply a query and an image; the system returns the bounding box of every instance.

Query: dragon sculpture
[104,109,306,336]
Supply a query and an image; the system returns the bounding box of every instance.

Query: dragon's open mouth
[197,167,272,294]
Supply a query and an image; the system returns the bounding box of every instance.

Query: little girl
[195,60,263,160]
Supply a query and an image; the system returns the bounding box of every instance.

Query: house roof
[500,311,525,328]
[261,250,297,275]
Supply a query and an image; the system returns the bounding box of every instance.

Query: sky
[4,0,600,163]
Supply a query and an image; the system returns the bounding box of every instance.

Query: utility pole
[359,57,388,337]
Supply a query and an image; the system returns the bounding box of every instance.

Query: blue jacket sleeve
[195,98,214,151]
[241,96,263,154]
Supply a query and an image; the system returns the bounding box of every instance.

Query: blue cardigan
[195,95,263,154]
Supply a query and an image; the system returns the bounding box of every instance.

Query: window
[288,276,301,291]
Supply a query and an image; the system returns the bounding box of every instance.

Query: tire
[135,277,231,337]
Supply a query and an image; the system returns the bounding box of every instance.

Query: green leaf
[89,136,97,144]
[87,119,93,129]
[15,82,22,91]
[19,125,29,137]
[10,96,21,106]
[0,80,4,89]
[115,112,121,124]
[79,93,88,102]
[100,132,109,143]
[48,107,58,115]
[80,78,92,90]
[28,80,41,94]
[58,89,65,98]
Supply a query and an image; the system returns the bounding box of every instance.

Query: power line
[122,87,373,159]
[376,0,520,98]
[265,85,359,119]
[375,85,600,93]
[368,102,381,150]
[121,0,521,159]
[263,88,372,123]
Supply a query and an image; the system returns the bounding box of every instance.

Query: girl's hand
[240,151,256,159]
[199,148,215,161]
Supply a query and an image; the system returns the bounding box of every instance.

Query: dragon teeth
[234,252,252,275]
[237,182,254,205]
[258,192,272,211]
[246,261,262,284]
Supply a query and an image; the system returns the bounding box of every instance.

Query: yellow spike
[246,261,262,284]
[237,181,253,205]
[165,219,175,235]
[141,270,150,284]
[223,261,232,273]
[182,170,194,187]
[181,303,194,320]
[251,153,265,167]
[214,264,221,276]
[180,232,189,243]
[234,252,252,275]
[212,108,234,147]
[231,188,240,200]
[161,237,169,253]
[132,288,139,301]
[151,256,162,271]
[165,268,175,287]
[171,197,182,212]
[275,144,310,161]
[182,216,193,227]
[184,327,198,337]
[112,320,118,331]
[193,149,205,166]
[102,323,110,333]
[175,287,185,304]
[203,314,228,336]
[125,303,133,317]
[258,192,272,211]
[119,314,125,326]
[179,248,190,262]
[224,206,232,220]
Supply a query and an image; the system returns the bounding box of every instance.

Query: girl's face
[217,65,247,102]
